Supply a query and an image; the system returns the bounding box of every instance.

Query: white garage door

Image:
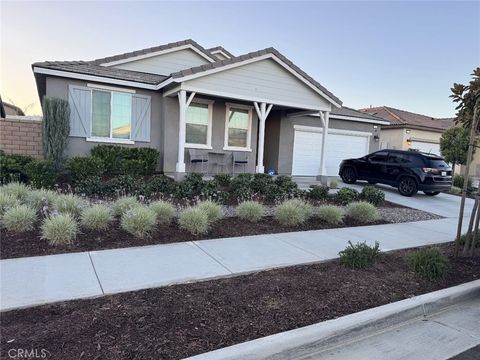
[292,126,370,176]
[410,141,440,156]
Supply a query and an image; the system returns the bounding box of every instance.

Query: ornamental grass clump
[24,189,57,212]
[317,205,344,225]
[121,206,157,239]
[80,205,114,231]
[339,241,381,269]
[346,201,380,224]
[196,200,223,223]
[0,192,18,217]
[407,248,449,280]
[41,214,78,245]
[1,182,30,201]
[113,196,140,217]
[275,199,312,227]
[2,205,37,232]
[236,201,265,223]
[53,194,86,217]
[179,207,209,235]
[149,200,175,225]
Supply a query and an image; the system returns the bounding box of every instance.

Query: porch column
[254,102,273,173]
[176,90,195,173]
[319,111,330,177]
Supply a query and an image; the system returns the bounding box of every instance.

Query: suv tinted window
[369,152,388,162]
[427,158,449,168]
[388,153,410,164]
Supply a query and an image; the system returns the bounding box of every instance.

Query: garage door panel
[292,128,369,176]
[410,141,440,156]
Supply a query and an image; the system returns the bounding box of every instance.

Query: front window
[91,90,132,139]
[225,105,252,150]
[185,102,211,147]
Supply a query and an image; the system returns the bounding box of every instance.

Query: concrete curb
[184,279,480,360]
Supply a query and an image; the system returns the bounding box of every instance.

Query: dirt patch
[1,244,479,360]
[0,216,390,260]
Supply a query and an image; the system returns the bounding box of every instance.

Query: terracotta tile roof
[359,106,455,131]
[170,47,342,106]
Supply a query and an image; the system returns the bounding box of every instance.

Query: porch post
[176,90,195,173]
[319,111,330,178]
[254,102,273,173]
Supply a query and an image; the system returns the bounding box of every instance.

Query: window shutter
[131,94,151,142]
[68,85,91,137]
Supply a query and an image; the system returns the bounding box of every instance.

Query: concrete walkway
[1,187,474,311]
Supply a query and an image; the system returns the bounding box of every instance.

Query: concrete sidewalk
[0,215,470,311]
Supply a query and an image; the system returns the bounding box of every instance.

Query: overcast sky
[1,1,479,117]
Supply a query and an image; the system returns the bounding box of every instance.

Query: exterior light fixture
[406,138,412,146]
[406,129,411,134]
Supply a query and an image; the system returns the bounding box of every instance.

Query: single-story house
[32,39,388,180]
[359,106,455,155]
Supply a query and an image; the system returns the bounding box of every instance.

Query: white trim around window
[86,137,134,145]
[223,103,253,152]
[184,98,214,150]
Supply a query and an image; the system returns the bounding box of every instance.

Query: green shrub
[407,248,449,280]
[41,214,78,245]
[360,186,385,206]
[74,176,105,197]
[90,145,159,175]
[251,173,274,194]
[0,192,18,216]
[24,159,57,189]
[122,159,146,176]
[329,180,338,189]
[149,200,175,225]
[196,200,223,223]
[1,182,30,201]
[66,156,104,182]
[121,206,157,238]
[236,201,265,222]
[346,201,380,224]
[140,175,175,197]
[307,185,330,200]
[42,97,70,170]
[91,145,124,174]
[339,241,381,269]
[104,175,140,197]
[317,205,344,225]
[453,174,472,189]
[178,207,209,235]
[0,152,34,183]
[112,196,140,216]
[275,199,312,227]
[80,205,114,231]
[264,183,285,202]
[213,174,231,188]
[2,205,37,232]
[458,233,480,248]
[174,173,206,199]
[53,194,86,217]
[450,186,461,195]
[274,175,298,194]
[24,189,57,212]
[335,188,360,205]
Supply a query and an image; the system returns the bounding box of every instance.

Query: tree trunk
[469,201,480,256]
[455,105,479,257]
[463,195,478,255]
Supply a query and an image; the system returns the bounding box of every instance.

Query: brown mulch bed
[1,244,479,360]
[0,216,389,260]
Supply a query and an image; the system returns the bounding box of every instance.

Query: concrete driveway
[340,181,474,218]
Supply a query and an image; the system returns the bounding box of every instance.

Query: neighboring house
[1,100,25,116]
[32,39,387,179]
[359,106,454,155]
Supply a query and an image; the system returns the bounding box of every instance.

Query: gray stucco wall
[163,96,259,174]
[45,76,165,170]
[273,114,381,175]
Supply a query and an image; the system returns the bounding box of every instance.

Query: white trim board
[99,44,216,66]
[33,67,158,90]
[293,124,372,138]
[326,113,390,125]
[211,49,232,59]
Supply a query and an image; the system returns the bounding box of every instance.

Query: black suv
[339,150,452,196]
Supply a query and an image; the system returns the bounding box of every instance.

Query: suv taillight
[422,167,440,174]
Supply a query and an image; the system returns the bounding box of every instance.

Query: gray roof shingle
[206,46,235,58]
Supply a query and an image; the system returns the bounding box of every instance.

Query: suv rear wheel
[398,176,418,197]
[341,167,357,184]
[424,191,440,196]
